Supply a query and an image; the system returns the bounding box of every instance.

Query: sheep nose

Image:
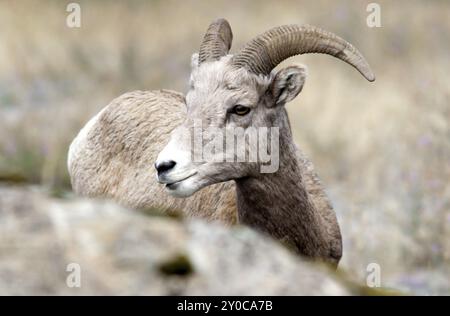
[155,160,176,175]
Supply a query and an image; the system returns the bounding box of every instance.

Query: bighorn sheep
[68,19,374,266]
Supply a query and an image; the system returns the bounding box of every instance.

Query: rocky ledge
[0,185,370,295]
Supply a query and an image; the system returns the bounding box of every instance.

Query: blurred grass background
[0,0,448,293]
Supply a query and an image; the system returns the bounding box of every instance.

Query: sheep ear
[270,64,307,106]
[191,53,199,70]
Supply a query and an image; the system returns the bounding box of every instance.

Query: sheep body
[68,89,340,252]
[67,19,378,265]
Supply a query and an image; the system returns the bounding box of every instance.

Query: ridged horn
[232,24,375,82]
[198,18,233,64]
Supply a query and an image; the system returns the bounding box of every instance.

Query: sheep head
[155,18,374,197]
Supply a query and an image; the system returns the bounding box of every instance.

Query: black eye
[231,105,251,116]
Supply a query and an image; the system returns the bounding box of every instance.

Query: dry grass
[0,0,448,294]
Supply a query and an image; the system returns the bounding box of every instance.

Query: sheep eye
[232,105,251,116]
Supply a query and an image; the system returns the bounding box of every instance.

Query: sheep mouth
[165,172,197,190]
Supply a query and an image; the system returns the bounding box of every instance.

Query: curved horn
[232,24,375,82]
[198,18,233,64]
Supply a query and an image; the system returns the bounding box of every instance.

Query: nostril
[155,160,176,174]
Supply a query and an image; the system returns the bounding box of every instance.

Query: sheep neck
[234,110,327,258]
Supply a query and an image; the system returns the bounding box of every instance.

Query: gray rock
[0,185,351,295]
